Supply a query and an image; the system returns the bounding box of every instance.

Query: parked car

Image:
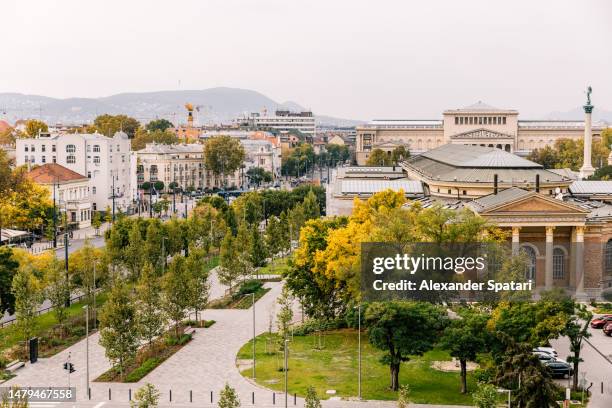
[544,360,574,378]
[603,322,612,336]
[590,315,612,329]
[533,346,558,357]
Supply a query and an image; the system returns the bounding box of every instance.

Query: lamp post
[252,292,256,380]
[284,339,289,408]
[355,303,362,400]
[83,305,89,400]
[161,236,168,274]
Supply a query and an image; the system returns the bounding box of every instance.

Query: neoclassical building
[355,102,608,165]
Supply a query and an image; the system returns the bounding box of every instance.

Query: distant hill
[0,87,364,127]
[544,106,612,124]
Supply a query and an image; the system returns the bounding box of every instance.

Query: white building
[240,139,281,178]
[245,110,316,137]
[27,163,92,229]
[16,132,133,212]
[136,143,206,191]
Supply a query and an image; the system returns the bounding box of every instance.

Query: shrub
[397,384,411,408]
[292,318,347,336]
[237,280,263,297]
[472,383,498,408]
[165,333,191,346]
[125,358,161,383]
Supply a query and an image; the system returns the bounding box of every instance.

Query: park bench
[5,360,25,373]
[184,326,196,336]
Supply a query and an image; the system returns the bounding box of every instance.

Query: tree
[528,138,610,170]
[589,165,612,180]
[99,281,139,379]
[527,145,558,169]
[249,226,267,268]
[131,383,160,408]
[366,148,389,166]
[132,128,178,151]
[564,303,592,390]
[125,221,145,280]
[162,256,191,338]
[12,265,42,351]
[146,119,174,133]
[218,232,241,293]
[304,386,322,408]
[366,301,447,391]
[217,383,240,408]
[325,144,350,163]
[91,211,102,236]
[439,310,490,393]
[104,205,113,224]
[93,114,140,138]
[144,221,164,273]
[69,239,104,308]
[302,190,320,220]
[24,119,48,137]
[472,383,497,408]
[136,262,165,349]
[0,247,19,315]
[153,181,165,192]
[246,167,272,187]
[276,285,294,341]
[265,216,284,259]
[45,256,70,330]
[184,249,211,324]
[204,136,246,187]
[391,146,409,163]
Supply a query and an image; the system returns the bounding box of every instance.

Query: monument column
[575,226,586,298]
[512,227,521,255]
[580,86,595,179]
[545,226,555,290]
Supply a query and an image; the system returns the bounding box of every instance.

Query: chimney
[493,174,498,195]
[535,174,540,193]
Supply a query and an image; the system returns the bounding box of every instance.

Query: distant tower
[579,86,595,179]
[185,103,194,128]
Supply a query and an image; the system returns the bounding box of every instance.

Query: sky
[1,0,611,120]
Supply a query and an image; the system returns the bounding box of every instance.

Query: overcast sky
[2,0,611,120]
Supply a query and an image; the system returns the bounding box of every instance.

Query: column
[575,226,585,296]
[545,226,554,290]
[579,96,595,178]
[512,227,521,256]
[569,227,577,289]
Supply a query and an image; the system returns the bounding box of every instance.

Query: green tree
[135,262,165,349]
[564,303,592,390]
[366,301,447,391]
[325,144,350,163]
[104,205,113,224]
[527,145,558,169]
[391,146,409,163]
[146,119,174,133]
[162,256,191,338]
[0,247,19,315]
[24,119,48,137]
[246,167,272,186]
[91,211,102,236]
[439,310,490,393]
[132,128,179,150]
[276,285,294,341]
[131,383,160,408]
[45,256,70,331]
[302,190,320,221]
[93,114,140,138]
[265,216,284,260]
[184,249,211,324]
[125,221,145,280]
[218,232,241,293]
[99,281,139,379]
[217,383,240,408]
[589,165,612,180]
[204,136,246,187]
[249,226,267,268]
[12,266,42,351]
[304,386,322,408]
[366,148,389,166]
[144,221,164,273]
[69,239,104,308]
[472,383,497,408]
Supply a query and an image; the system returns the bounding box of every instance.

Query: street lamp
[83,305,90,400]
[284,338,289,408]
[252,292,256,380]
[354,303,362,400]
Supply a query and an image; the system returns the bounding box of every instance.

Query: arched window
[606,240,612,275]
[66,144,76,153]
[521,246,537,280]
[553,248,565,279]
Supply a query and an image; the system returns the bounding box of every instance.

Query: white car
[533,347,558,357]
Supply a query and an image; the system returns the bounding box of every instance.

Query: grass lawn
[257,257,290,276]
[1,293,108,358]
[237,329,476,404]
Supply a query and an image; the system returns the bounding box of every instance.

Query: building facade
[27,163,92,229]
[243,110,316,137]
[355,102,607,165]
[15,132,133,212]
[136,144,206,191]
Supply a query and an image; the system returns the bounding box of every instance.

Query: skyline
[1,0,611,120]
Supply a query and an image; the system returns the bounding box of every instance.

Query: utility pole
[53,179,58,248]
[284,339,289,408]
[83,305,89,400]
[64,208,69,307]
[111,170,116,223]
[149,183,153,218]
[252,292,256,380]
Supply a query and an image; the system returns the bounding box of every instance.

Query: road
[551,316,612,408]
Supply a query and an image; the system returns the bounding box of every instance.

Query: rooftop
[419,144,542,168]
[336,179,424,196]
[569,181,612,196]
[466,187,533,213]
[139,143,203,154]
[444,101,518,114]
[27,163,88,184]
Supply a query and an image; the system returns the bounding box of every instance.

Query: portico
[467,188,589,293]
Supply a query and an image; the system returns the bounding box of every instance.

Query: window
[92,203,97,211]
[88,171,91,178]
[24,155,28,162]
[24,145,29,152]
[41,156,46,163]
[455,117,459,125]
[116,144,120,152]
[503,117,507,124]
[92,186,96,194]
[606,240,612,275]
[67,155,76,164]
[93,156,100,164]
[462,190,467,195]
[42,145,46,152]
[553,248,565,279]
[521,246,537,280]
[30,156,35,163]
[52,156,56,163]
[93,145,100,152]
[66,144,76,153]
[52,145,56,152]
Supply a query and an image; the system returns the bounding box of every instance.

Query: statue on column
[585,86,592,106]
